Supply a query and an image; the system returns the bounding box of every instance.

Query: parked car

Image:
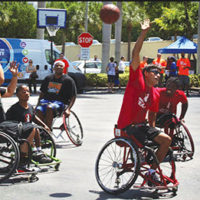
[92,40,101,45]
[65,42,76,46]
[71,60,102,74]
[146,37,163,42]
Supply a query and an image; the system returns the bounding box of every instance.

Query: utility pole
[115,2,122,64]
[101,1,112,73]
[197,2,200,74]
[85,2,89,32]
[36,1,46,39]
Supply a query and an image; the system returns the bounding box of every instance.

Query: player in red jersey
[154,77,188,135]
[117,19,171,185]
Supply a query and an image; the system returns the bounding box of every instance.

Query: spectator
[36,60,77,129]
[118,56,126,74]
[26,59,38,94]
[139,56,148,70]
[177,52,191,96]
[153,53,167,87]
[93,55,101,61]
[106,57,117,93]
[55,53,69,74]
[114,61,121,90]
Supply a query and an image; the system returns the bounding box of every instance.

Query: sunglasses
[149,69,160,75]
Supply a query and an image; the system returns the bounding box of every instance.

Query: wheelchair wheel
[63,111,83,146]
[38,127,56,158]
[95,138,140,194]
[0,131,20,183]
[173,122,194,159]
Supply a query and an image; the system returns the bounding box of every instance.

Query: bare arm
[179,102,188,120]
[2,61,18,97]
[130,19,151,71]
[148,111,157,127]
[65,96,76,117]
[0,64,5,86]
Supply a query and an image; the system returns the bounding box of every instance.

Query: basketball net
[46,25,60,37]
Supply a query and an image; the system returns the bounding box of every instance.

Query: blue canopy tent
[158,36,197,54]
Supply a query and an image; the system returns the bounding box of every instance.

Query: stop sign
[78,32,93,48]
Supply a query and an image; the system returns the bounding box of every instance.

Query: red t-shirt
[156,88,187,114]
[117,67,159,129]
[55,58,69,74]
[177,58,191,76]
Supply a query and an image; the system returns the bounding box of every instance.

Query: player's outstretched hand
[140,19,151,31]
[10,61,19,77]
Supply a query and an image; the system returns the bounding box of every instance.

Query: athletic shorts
[123,123,161,145]
[156,113,176,129]
[36,99,66,117]
[0,121,35,140]
[107,75,115,83]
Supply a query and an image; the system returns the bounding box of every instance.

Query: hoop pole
[50,37,53,72]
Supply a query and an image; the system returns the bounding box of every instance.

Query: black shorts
[123,124,161,145]
[0,121,35,140]
[156,113,176,129]
[107,75,115,83]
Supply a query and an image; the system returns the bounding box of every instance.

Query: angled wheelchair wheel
[173,122,194,159]
[38,126,56,157]
[63,111,83,146]
[95,138,140,194]
[0,131,20,183]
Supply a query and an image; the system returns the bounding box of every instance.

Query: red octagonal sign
[78,32,93,48]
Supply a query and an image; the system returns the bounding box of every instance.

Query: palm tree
[101,1,112,73]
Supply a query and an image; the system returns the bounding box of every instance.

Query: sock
[148,169,156,175]
[37,146,42,151]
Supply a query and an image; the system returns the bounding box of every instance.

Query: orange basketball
[100,4,120,24]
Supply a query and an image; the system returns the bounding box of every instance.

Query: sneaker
[32,151,52,164]
[17,166,35,173]
[146,172,162,187]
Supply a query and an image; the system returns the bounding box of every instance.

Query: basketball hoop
[46,25,60,37]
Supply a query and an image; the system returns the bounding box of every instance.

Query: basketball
[100,4,120,24]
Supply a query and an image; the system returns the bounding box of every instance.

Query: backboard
[37,8,67,28]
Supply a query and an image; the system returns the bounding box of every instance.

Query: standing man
[36,60,76,129]
[118,56,126,74]
[117,19,171,186]
[106,57,117,93]
[55,53,69,74]
[153,53,167,87]
[177,52,191,96]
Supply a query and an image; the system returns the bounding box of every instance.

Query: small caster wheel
[55,164,60,171]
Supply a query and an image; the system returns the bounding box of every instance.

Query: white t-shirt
[118,60,126,72]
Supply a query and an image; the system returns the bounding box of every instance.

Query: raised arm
[0,64,5,86]
[2,61,18,97]
[130,19,151,71]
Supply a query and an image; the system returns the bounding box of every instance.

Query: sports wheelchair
[52,108,83,146]
[0,125,60,183]
[95,124,179,195]
[156,113,194,161]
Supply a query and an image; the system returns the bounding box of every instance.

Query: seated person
[35,60,77,130]
[5,85,52,165]
[152,77,188,135]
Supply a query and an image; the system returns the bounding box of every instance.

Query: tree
[0,2,36,38]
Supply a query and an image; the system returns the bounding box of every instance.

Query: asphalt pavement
[0,89,200,200]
